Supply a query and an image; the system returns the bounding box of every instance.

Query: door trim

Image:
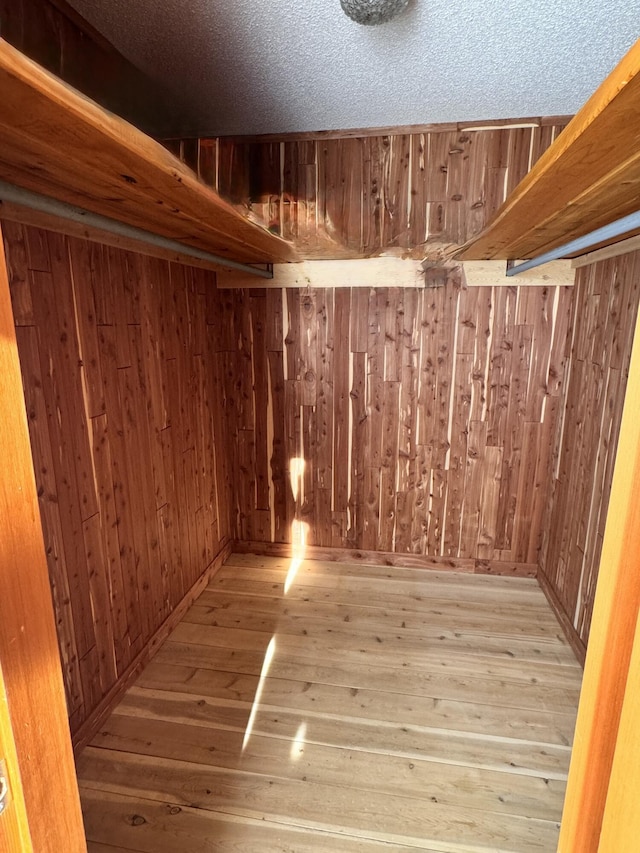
[0,224,86,851]
[558,306,640,850]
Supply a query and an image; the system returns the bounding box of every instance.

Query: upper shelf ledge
[0,39,297,265]
[456,38,640,261]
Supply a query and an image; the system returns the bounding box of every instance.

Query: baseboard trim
[72,538,232,755]
[233,540,538,577]
[537,569,586,666]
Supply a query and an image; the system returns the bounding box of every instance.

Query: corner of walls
[536,566,587,666]
[72,539,232,755]
[537,250,640,660]
[4,219,234,740]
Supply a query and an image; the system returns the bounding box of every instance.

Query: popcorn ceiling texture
[67,0,639,136]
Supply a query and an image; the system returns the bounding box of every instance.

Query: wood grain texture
[170,116,572,145]
[0,198,246,273]
[556,283,640,853]
[214,281,573,569]
[0,0,180,135]
[217,258,575,290]
[457,39,640,260]
[0,680,33,852]
[571,233,640,269]
[77,552,582,853]
[0,223,85,851]
[0,39,296,264]
[235,540,538,577]
[171,120,567,260]
[539,251,640,651]
[3,221,234,739]
[71,541,232,755]
[599,608,640,851]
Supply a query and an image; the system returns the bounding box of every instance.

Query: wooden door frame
[0,225,86,850]
[598,603,640,848]
[558,305,640,851]
[0,661,33,852]
[0,201,638,851]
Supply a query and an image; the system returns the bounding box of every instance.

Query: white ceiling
[67,0,639,137]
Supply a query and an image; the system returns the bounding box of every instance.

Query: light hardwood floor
[77,553,583,852]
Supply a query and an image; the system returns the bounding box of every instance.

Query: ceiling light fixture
[340,0,410,25]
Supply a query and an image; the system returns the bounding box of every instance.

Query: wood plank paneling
[175,121,568,260]
[557,297,640,852]
[3,222,233,739]
[217,280,573,571]
[457,39,640,261]
[0,39,297,265]
[539,251,640,657]
[0,222,86,851]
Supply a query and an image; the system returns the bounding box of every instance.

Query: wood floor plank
[197,586,562,624]
[223,553,542,588]
[112,687,573,780]
[78,553,580,851]
[214,562,547,604]
[209,573,560,616]
[189,594,565,640]
[78,749,561,852]
[81,787,430,853]
[90,714,566,820]
[152,641,581,710]
[156,637,582,688]
[169,619,578,667]
[134,661,576,745]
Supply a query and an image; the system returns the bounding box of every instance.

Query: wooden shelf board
[0,39,297,265]
[457,39,640,261]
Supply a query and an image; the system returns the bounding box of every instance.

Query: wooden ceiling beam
[0,39,297,265]
[456,39,640,261]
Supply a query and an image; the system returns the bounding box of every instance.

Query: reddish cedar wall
[214,280,573,574]
[170,119,568,258]
[3,221,232,736]
[539,251,640,659]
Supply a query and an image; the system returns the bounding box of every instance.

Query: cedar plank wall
[2,222,232,737]
[175,121,574,575]
[539,251,640,660]
[170,119,568,257]
[213,282,573,574]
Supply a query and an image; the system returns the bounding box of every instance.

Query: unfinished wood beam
[0,39,297,265]
[456,39,640,261]
[217,257,574,289]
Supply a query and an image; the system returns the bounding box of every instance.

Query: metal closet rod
[0,180,274,279]
[506,209,640,276]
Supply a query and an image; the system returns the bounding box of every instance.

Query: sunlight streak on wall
[285,519,308,594]
[289,456,305,503]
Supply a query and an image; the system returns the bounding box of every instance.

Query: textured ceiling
[67,0,639,136]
